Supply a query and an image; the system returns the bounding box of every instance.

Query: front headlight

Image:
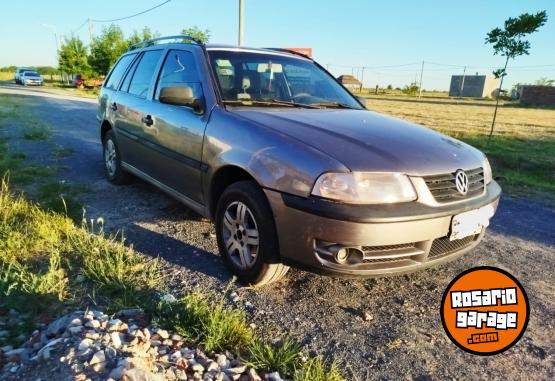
[312,172,417,204]
[483,157,493,184]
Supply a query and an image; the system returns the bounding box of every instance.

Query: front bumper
[265,180,501,277]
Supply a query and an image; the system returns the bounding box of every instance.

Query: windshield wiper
[310,102,357,109]
[222,99,318,109]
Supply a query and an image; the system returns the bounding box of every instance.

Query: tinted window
[119,56,141,93]
[156,50,203,100]
[105,53,136,90]
[128,50,163,98]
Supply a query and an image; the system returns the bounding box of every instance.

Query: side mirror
[356,96,367,109]
[160,86,204,113]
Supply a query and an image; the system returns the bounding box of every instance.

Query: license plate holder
[450,205,495,241]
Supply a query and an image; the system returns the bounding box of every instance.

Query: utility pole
[418,60,424,98]
[88,18,93,44]
[238,0,244,46]
[359,67,365,93]
[458,66,467,97]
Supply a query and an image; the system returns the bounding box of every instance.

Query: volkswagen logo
[455,170,469,195]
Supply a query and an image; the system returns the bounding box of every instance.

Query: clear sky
[1,0,554,90]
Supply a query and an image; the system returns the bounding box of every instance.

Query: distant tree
[485,11,548,139]
[58,36,90,78]
[89,25,128,76]
[386,84,393,90]
[181,27,210,43]
[402,82,420,96]
[534,77,554,86]
[36,66,59,80]
[127,27,159,48]
[0,66,17,72]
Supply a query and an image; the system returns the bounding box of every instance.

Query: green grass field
[363,94,555,199]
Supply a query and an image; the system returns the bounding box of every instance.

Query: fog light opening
[332,246,364,264]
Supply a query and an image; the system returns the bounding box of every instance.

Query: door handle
[110,102,117,111]
[142,115,154,127]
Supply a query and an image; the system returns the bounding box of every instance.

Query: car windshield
[24,72,40,77]
[208,50,362,109]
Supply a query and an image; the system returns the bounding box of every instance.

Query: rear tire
[215,181,289,286]
[102,129,131,185]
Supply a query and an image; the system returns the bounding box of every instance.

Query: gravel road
[1,83,553,380]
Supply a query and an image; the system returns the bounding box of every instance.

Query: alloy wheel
[221,201,260,270]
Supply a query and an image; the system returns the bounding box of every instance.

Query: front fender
[202,108,348,198]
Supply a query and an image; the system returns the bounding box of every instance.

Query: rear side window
[105,53,136,90]
[155,49,202,100]
[127,50,163,98]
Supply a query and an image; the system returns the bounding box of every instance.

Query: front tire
[102,130,131,185]
[215,181,289,286]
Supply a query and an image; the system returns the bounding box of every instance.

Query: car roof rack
[264,48,313,60]
[128,35,203,51]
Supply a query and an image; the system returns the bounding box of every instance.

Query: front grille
[429,235,478,258]
[423,167,484,203]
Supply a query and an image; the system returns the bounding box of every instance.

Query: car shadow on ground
[489,195,555,247]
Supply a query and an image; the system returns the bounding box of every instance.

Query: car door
[140,48,209,204]
[112,49,164,175]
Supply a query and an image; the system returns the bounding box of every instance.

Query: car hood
[231,108,485,176]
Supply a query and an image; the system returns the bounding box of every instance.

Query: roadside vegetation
[0,94,344,380]
[0,179,344,380]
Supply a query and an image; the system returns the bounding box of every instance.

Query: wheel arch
[209,165,258,219]
[100,120,113,142]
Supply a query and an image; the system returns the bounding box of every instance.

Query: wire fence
[325,61,555,92]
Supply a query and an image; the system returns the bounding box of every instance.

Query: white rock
[170,351,182,362]
[89,350,106,365]
[85,320,100,329]
[192,363,205,373]
[111,332,122,348]
[224,365,246,375]
[109,365,125,380]
[206,361,219,372]
[216,354,230,370]
[68,326,83,335]
[247,368,261,381]
[70,318,83,326]
[78,338,93,351]
[157,329,170,339]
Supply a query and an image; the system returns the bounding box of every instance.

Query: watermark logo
[440,266,529,355]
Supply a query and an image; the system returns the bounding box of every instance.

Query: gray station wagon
[97,35,501,285]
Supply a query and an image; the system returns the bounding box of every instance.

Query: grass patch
[293,357,344,381]
[22,120,52,140]
[0,179,161,345]
[52,145,75,158]
[35,180,87,221]
[0,138,56,185]
[152,290,254,353]
[463,135,555,195]
[245,338,302,376]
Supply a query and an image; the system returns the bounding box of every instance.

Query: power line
[90,0,171,23]
[70,19,88,35]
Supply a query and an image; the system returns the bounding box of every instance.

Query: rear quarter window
[104,53,137,90]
